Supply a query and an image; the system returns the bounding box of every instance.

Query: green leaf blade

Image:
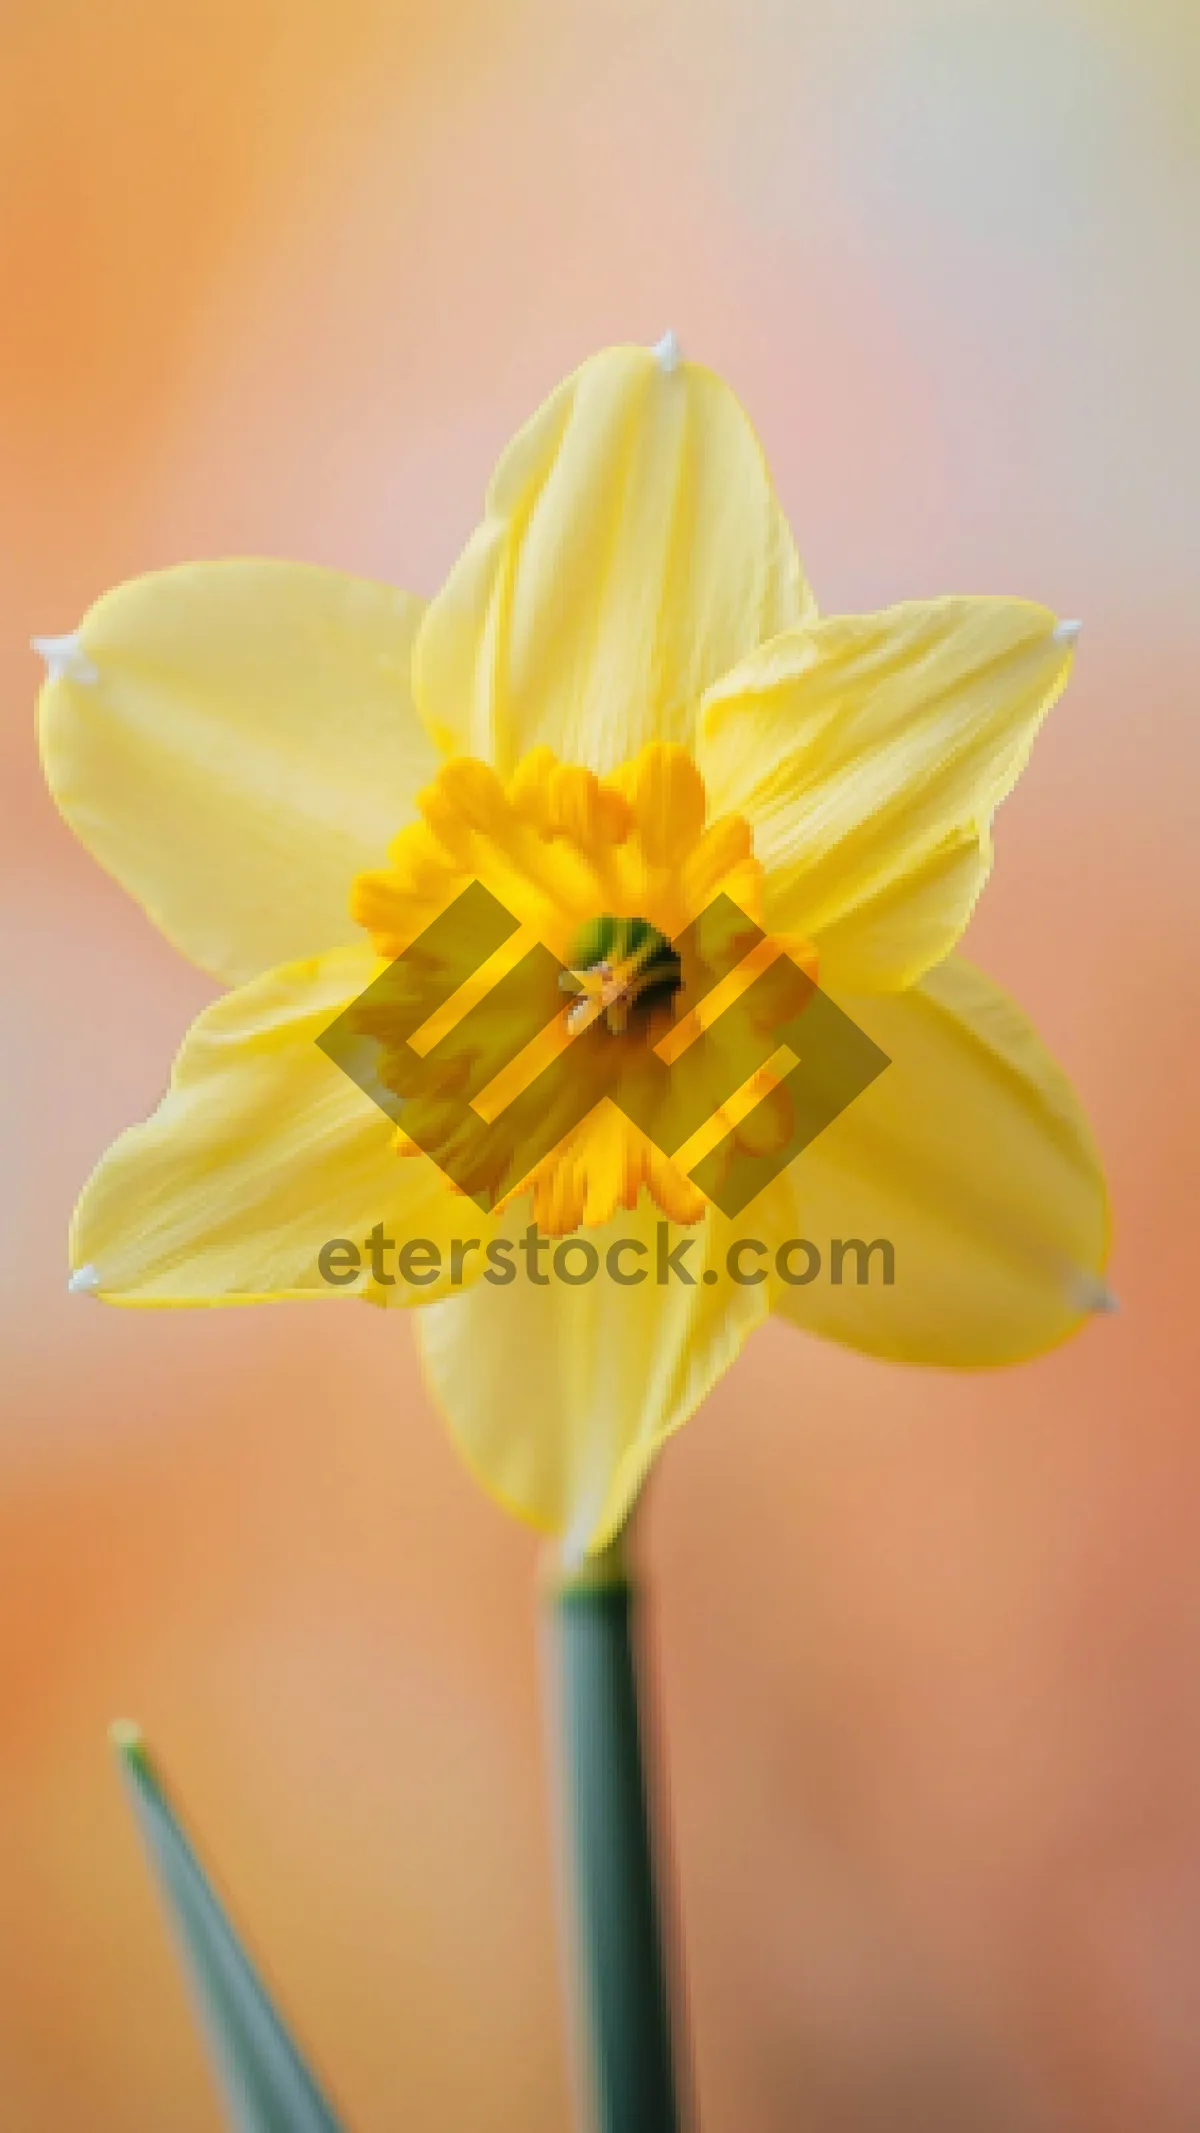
[111,1720,348,2133]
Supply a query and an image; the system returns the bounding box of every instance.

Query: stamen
[563,918,681,1035]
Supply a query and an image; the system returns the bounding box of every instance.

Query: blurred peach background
[3,2,1199,2126]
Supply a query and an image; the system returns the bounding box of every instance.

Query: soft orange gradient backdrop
[3,4,1198,2127]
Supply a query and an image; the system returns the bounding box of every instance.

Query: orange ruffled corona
[348,743,818,1235]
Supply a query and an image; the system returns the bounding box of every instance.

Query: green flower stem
[551,1533,682,2133]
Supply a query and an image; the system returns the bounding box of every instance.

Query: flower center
[561,916,682,1036]
[347,743,813,1235]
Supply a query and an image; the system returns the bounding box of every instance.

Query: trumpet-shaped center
[349,743,812,1235]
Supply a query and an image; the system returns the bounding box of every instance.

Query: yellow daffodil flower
[38,337,1109,1556]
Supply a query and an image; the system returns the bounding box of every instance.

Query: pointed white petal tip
[1053,618,1082,647]
[1069,1269,1118,1315]
[652,330,682,374]
[67,1263,101,1296]
[32,631,99,685]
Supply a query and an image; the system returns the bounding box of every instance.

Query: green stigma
[564,915,682,1034]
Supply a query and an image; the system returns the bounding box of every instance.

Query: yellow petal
[699,598,1077,989]
[38,562,436,986]
[413,345,814,775]
[414,1188,791,1553]
[70,946,483,1306]
[772,955,1110,1365]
